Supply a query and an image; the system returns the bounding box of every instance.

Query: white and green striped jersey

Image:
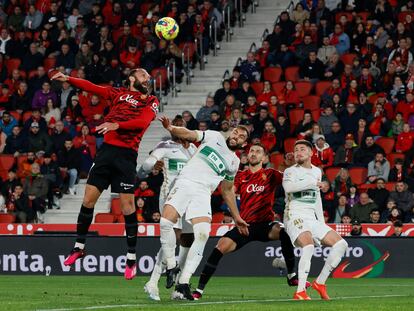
[143,140,197,200]
[177,130,240,192]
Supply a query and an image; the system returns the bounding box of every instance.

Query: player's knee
[82,197,97,209]
[193,222,211,243]
[334,239,348,253]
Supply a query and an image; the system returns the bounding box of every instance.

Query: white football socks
[316,239,348,284]
[298,244,314,292]
[148,248,164,285]
[160,217,177,269]
[178,222,211,284]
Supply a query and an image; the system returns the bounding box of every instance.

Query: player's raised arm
[282,168,319,193]
[221,179,249,236]
[159,116,198,142]
[51,72,112,99]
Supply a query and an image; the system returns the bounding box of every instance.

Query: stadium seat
[271,81,285,95]
[284,66,300,81]
[9,111,21,122]
[288,108,304,126]
[151,67,168,88]
[311,109,321,122]
[28,70,38,79]
[251,82,264,95]
[179,42,196,62]
[115,215,125,223]
[212,212,224,223]
[375,137,395,154]
[324,167,341,183]
[387,153,405,168]
[263,67,282,83]
[43,57,56,71]
[19,70,27,79]
[368,93,379,105]
[111,198,122,215]
[0,154,15,170]
[303,95,321,111]
[315,81,331,96]
[335,12,354,24]
[284,137,297,153]
[69,69,78,77]
[340,53,357,65]
[348,167,368,185]
[270,152,284,169]
[357,12,370,23]
[5,58,21,73]
[385,182,396,192]
[0,214,15,223]
[359,183,376,192]
[398,12,414,22]
[95,213,115,223]
[295,81,313,98]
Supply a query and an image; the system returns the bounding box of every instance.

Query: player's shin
[196,247,223,293]
[160,217,177,269]
[316,239,348,284]
[279,228,295,276]
[124,212,138,266]
[298,244,314,292]
[178,222,211,284]
[148,249,165,285]
[74,205,94,249]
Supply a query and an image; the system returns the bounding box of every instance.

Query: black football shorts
[87,143,137,194]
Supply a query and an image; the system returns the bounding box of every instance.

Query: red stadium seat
[284,137,297,153]
[324,167,341,183]
[340,53,357,65]
[212,212,224,223]
[348,167,368,185]
[357,12,370,23]
[288,108,304,126]
[335,12,354,24]
[179,42,196,61]
[28,70,38,79]
[302,95,321,111]
[111,198,122,215]
[43,58,56,71]
[9,111,21,122]
[375,137,395,154]
[5,58,21,73]
[315,81,332,96]
[271,82,286,95]
[0,155,15,171]
[270,152,284,169]
[398,12,414,22]
[151,67,168,88]
[368,93,379,105]
[95,213,115,223]
[359,183,376,192]
[22,111,33,122]
[0,214,15,223]
[264,67,282,83]
[387,153,405,168]
[251,82,264,95]
[385,182,397,192]
[284,66,300,81]
[311,109,320,122]
[295,81,313,98]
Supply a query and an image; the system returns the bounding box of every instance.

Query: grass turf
[1,276,413,311]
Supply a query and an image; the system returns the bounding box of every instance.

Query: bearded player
[283,140,348,300]
[141,116,197,301]
[192,143,307,300]
[52,69,159,280]
[158,116,250,300]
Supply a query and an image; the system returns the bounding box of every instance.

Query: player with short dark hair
[192,143,307,300]
[52,68,159,280]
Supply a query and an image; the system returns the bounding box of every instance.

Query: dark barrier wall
[0,236,412,277]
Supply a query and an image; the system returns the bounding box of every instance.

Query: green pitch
[1,276,413,311]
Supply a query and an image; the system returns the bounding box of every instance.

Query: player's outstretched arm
[221,180,249,236]
[51,72,112,99]
[282,169,318,193]
[159,116,198,142]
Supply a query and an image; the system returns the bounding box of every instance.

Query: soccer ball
[155,17,179,41]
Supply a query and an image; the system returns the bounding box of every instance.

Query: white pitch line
[34,294,410,311]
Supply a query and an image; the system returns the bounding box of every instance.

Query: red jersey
[68,77,159,152]
[234,168,282,223]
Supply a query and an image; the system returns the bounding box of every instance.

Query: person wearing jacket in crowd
[311,135,334,169]
[23,163,49,223]
[367,152,390,183]
[27,122,53,153]
[4,125,27,156]
[196,96,219,122]
[353,135,385,167]
[334,133,357,168]
[58,139,81,195]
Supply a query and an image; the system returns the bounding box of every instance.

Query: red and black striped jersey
[68,77,159,152]
[234,168,282,223]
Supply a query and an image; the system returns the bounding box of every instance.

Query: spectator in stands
[350,192,378,223]
[23,163,48,223]
[51,121,71,154]
[11,184,34,223]
[388,37,413,75]
[41,153,61,210]
[196,96,218,122]
[72,125,96,176]
[0,29,13,55]
[367,178,389,211]
[347,220,367,236]
[381,199,397,223]
[265,24,283,52]
[341,214,351,224]
[300,50,325,82]
[367,152,390,183]
[208,111,221,131]
[294,110,314,137]
[325,120,345,152]
[260,121,277,153]
[338,103,360,135]
[291,3,310,24]
[21,43,44,72]
[44,98,61,125]
[332,194,351,223]
[214,80,232,107]
[23,4,43,31]
[353,135,385,167]
[11,81,31,113]
[405,206,414,223]
[27,122,52,153]
[75,42,93,69]
[32,81,57,111]
[317,36,337,65]
[28,67,49,97]
[240,52,261,82]
[330,24,350,55]
[369,208,382,224]
[333,168,353,197]
[388,159,408,183]
[7,7,25,33]
[56,43,76,73]
[318,105,338,135]
[120,40,141,69]
[267,43,296,69]
[4,125,26,156]
[220,120,231,139]
[353,118,370,147]
[58,139,81,195]
[387,207,404,224]
[0,111,18,137]
[296,34,318,64]
[334,133,357,167]
[151,211,161,223]
[278,11,295,38]
[311,135,334,169]
[395,123,414,153]
[182,110,199,130]
[252,106,274,137]
[389,182,414,216]
[321,179,335,216]
[391,220,406,236]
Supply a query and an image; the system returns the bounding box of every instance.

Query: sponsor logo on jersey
[120,94,142,107]
[246,183,265,193]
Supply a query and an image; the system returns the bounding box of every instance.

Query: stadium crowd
[0,0,413,228]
